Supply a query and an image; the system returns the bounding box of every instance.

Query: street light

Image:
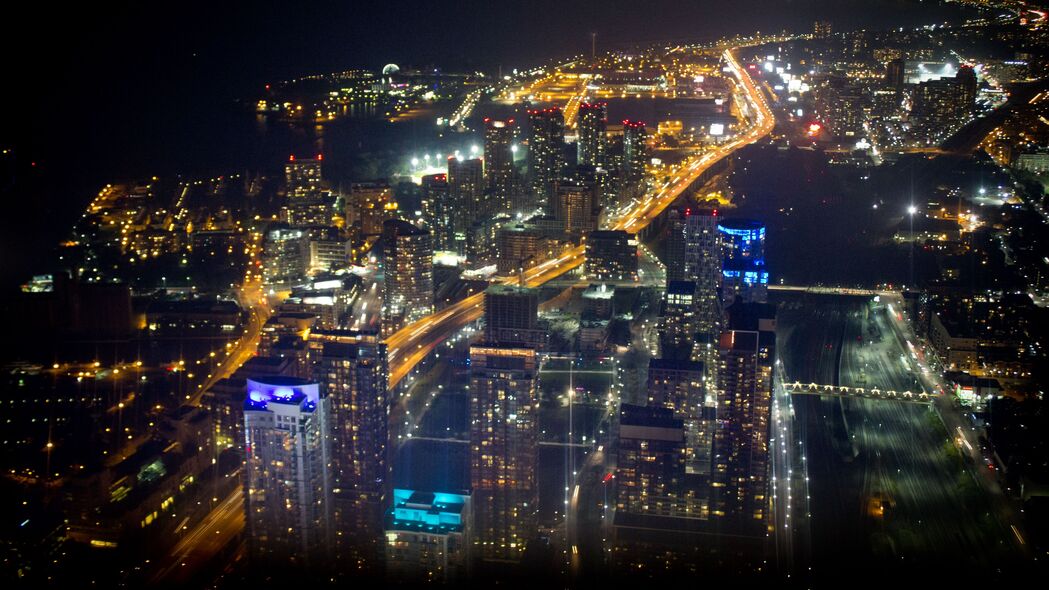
[907,205,917,287]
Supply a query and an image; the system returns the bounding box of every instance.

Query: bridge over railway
[784,381,934,403]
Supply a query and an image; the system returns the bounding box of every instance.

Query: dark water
[1,0,986,289]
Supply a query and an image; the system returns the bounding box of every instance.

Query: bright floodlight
[907,205,918,215]
[470,145,479,155]
[411,158,419,167]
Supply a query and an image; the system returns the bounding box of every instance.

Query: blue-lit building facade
[385,488,472,582]
[243,377,333,570]
[717,219,768,304]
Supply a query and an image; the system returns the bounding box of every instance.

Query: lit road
[189,281,271,407]
[385,48,774,388]
[148,486,244,585]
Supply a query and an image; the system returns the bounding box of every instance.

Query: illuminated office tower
[484,118,517,215]
[382,219,433,336]
[484,284,545,350]
[384,489,473,582]
[577,102,608,167]
[621,119,648,190]
[448,157,485,251]
[310,331,388,570]
[527,107,565,211]
[243,377,332,570]
[468,344,538,563]
[718,218,768,304]
[711,303,776,534]
[658,280,697,359]
[585,230,638,281]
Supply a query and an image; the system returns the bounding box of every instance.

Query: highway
[148,486,245,585]
[384,48,775,388]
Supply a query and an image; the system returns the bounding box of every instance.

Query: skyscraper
[484,284,545,350]
[283,156,330,227]
[421,173,451,251]
[622,119,648,194]
[614,404,698,517]
[718,218,768,304]
[382,219,433,336]
[243,376,332,570]
[468,344,538,563]
[585,230,638,281]
[554,181,598,241]
[495,222,552,275]
[667,208,723,336]
[484,118,517,215]
[348,182,393,239]
[527,107,565,211]
[711,305,776,533]
[447,157,485,253]
[577,102,608,167]
[285,155,323,199]
[658,280,697,359]
[310,331,388,571]
[263,226,308,286]
[647,358,714,476]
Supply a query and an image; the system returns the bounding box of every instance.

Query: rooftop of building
[588,229,633,240]
[717,217,765,231]
[582,283,615,300]
[666,280,698,295]
[485,284,538,297]
[648,358,705,374]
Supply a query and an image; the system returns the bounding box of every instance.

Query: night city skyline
[3,0,1049,587]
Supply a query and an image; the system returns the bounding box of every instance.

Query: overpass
[768,284,900,297]
[784,381,934,404]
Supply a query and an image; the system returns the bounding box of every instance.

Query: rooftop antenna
[591,32,597,61]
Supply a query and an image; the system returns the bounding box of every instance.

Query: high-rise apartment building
[577,102,608,167]
[527,107,565,211]
[483,285,545,350]
[447,157,485,253]
[263,226,308,286]
[484,118,517,215]
[554,181,598,241]
[622,119,648,194]
[468,344,538,563]
[585,230,638,281]
[711,303,776,534]
[243,377,332,569]
[310,330,388,570]
[667,208,722,335]
[284,156,331,227]
[658,280,697,359]
[382,219,433,336]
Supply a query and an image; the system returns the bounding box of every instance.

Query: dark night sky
[0,0,979,288]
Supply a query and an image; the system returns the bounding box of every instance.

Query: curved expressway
[386,48,774,387]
